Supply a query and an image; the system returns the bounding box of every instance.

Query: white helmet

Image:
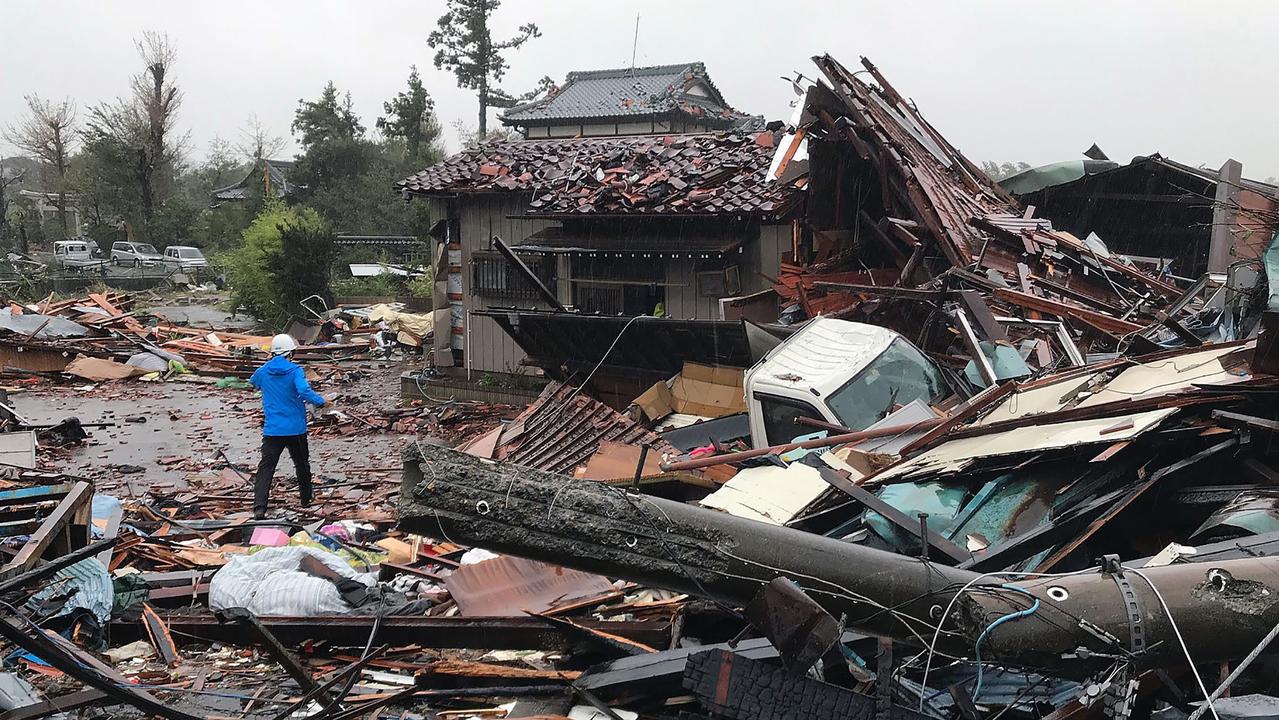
[270,333,298,355]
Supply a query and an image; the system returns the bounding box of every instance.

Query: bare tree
[0,159,26,246]
[83,31,187,224]
[236,114,286,162]
[4,96,76,236]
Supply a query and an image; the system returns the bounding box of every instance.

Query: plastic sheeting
[1265,229,1279,311]
[209,546,377,616]
[366,304,434,347]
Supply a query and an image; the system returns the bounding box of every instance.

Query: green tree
[290,82,375,195]
[980,161,1032,181]
[377,66,444,165]
[225,201,335,328]
[428,0,545,136]
[288,83,435,236]
[292,81,363,149]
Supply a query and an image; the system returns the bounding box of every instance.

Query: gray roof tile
[500,62,750,127]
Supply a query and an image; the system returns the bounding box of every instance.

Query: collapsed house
[5,50,1279,720]
[389,52,1279,720]
[396,61,801,403]
[1017,154,1279,278]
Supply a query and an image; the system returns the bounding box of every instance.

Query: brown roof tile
[396,133,803,220]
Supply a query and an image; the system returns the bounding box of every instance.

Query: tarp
[209,546,377,616]
[367,304,434,347]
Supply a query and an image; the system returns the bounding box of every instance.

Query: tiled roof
[396,132,803,219]
[211,159,299,202]
[500,62,747,128]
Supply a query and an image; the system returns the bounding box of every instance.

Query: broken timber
[401,444,1279,672]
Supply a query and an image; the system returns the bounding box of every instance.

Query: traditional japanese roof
[210,159,299,203]
[396,132,802,219]
[500,62,752,130]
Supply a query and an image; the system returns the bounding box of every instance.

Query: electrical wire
[916,567,1098,711]
[1127,566,1220,720]
[555,313,643,409]
[972,584,1040,702]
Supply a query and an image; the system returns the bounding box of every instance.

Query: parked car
[161,245,209,270]
[51,239,106,269]
[110,241,163,267]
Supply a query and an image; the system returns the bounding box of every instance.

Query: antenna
[631,13,640,70]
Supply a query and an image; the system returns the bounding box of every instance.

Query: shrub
[225,201,335,329]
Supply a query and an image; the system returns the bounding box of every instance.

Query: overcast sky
[3,1,1276,179]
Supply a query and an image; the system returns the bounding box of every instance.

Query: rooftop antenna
[630,13,640,72]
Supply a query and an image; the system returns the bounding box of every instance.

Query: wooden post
[1208,159,1243,274]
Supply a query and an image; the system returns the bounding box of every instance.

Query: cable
[917,567,1098,711]
[972,584,1040,702]
[556,313,643,409]
[1127,567,1220,720]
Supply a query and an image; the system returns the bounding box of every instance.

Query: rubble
[5,50,1279,720]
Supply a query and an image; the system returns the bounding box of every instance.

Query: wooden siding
[428,195,792,372]
[454,194,556,375]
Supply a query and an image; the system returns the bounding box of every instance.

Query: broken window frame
[470,250,557,301]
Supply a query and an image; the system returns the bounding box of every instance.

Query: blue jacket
[250,355,326,436]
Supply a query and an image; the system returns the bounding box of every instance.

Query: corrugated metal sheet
[444,555,617,616]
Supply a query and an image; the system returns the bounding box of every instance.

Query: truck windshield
[825,338,946,430]
[178,248,202,258]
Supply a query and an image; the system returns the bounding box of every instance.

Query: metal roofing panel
[875,408,1178,481]
[443,555,617,616]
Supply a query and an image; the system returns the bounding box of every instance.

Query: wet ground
[144,302,257,332]
[15,359,417,497]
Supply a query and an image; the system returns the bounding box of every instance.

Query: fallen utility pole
[401,444,1279,673]
[659,417,946,471]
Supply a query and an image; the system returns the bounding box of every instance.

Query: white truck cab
[744,317,948,448]
[52,240,101,268]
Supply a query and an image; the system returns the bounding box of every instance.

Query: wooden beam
[0,481,91,580]
[818,468,969,564]
[993,287,1144,335]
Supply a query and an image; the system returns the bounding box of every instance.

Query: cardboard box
[633,362,747,421]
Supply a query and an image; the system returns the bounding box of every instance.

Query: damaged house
[397,62,802,394]
[1018,154,1279,278]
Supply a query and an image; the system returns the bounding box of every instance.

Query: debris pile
[7,52,1279,720]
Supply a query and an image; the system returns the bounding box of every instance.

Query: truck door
[753,393,826,447]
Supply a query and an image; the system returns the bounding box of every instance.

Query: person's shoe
[253,509,266,520]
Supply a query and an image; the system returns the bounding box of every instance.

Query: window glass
[756,394,824,446]
[137,244,158,254]
[826,338,947,430]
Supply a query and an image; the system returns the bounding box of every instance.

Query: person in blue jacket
[249,333,329,519]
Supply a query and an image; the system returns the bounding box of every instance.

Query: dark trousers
[253,433,313,516]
